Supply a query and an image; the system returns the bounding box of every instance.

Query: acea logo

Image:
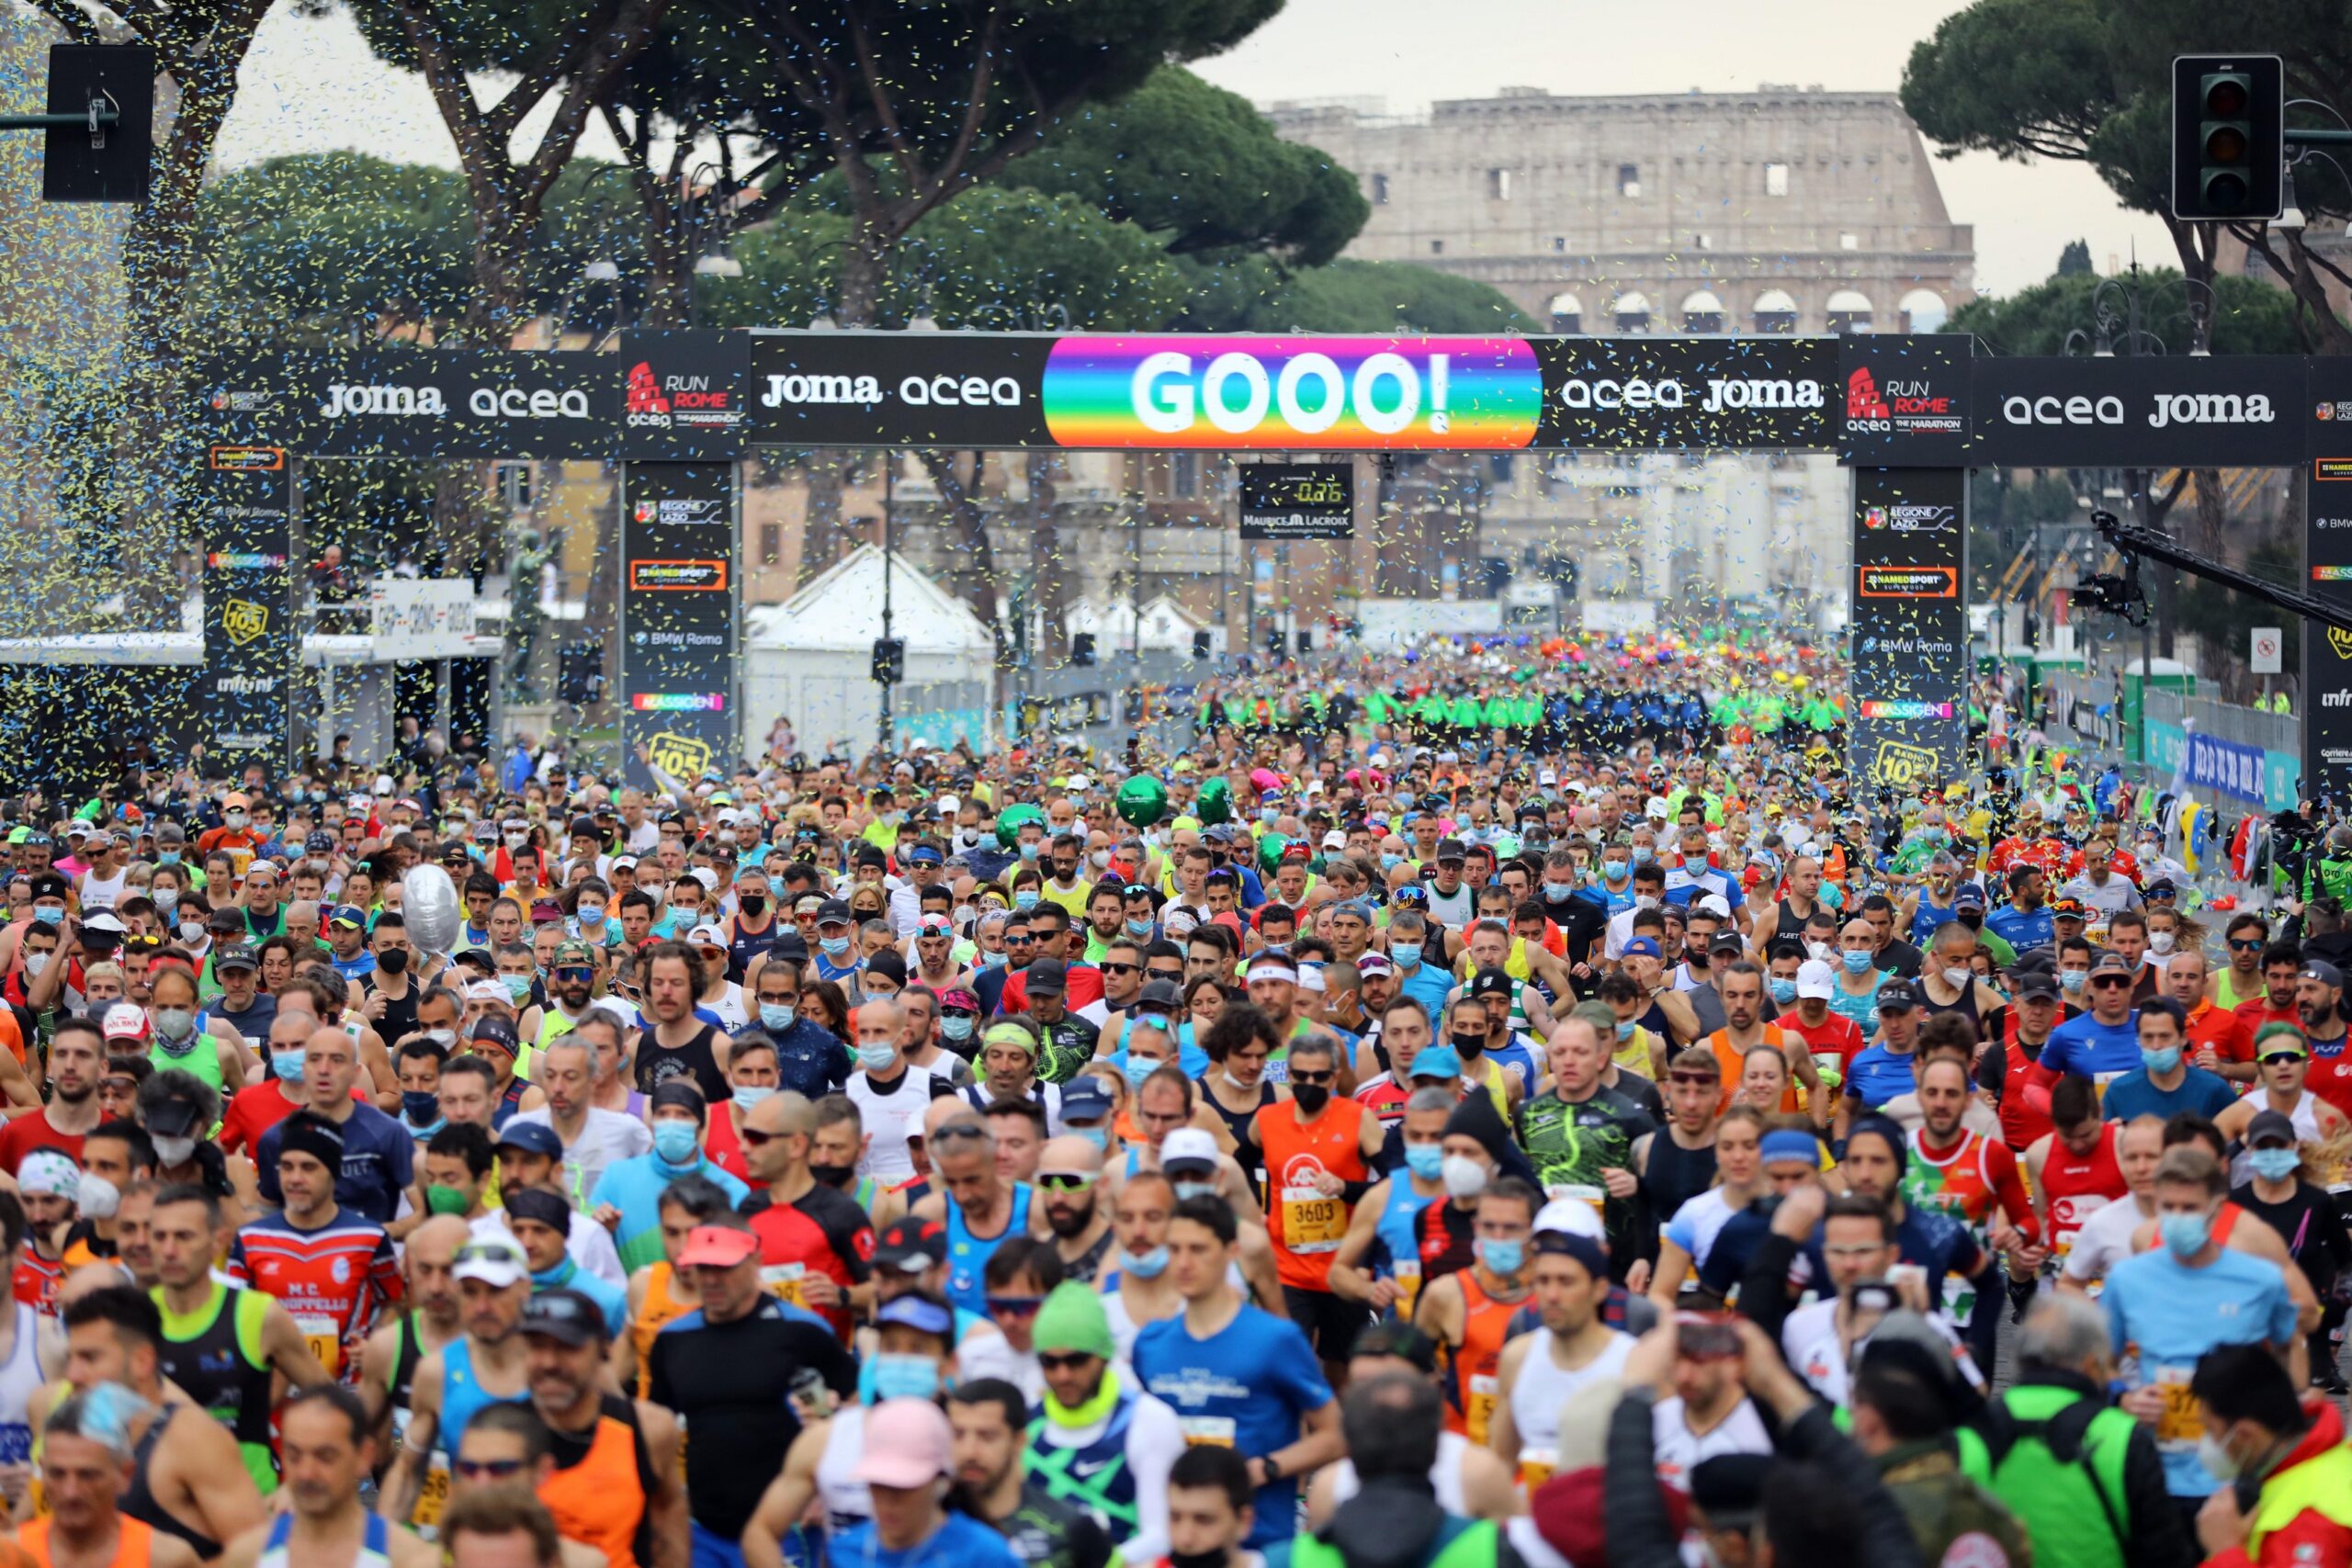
[1041,336,1542,449]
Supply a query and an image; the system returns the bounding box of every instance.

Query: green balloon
[1117,775,1169,829]
[996,804,1044,850]
[1259,832,1288,874]
[1195,777,1232,826]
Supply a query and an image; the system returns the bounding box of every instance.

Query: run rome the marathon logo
[628,362,741,432]
[1845,367,1960,437]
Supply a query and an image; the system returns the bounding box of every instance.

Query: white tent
[745,546,996,756]
[1060,595,1219,655]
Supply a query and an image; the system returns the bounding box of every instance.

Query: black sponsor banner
[1838,335,1973,466]
[747,331,1054,447]
[199,446,297,772]
[2306,362,2352,805]
[1970,355,2304,468]
[1529,336,1835,450]
[1849,467,1968,790]
[194,345,617,459]
[1238,463,1353,540]
[621,463,738,793]
[618,331,752,460]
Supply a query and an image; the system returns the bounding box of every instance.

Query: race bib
[412,1452,452,1536]
[1280,1186,1347,1254]
[763,1261,809,1306]
[293,1312,342,1378]
[1390,1258,1422,1316]
[1517,1448,1556,1494]
[1180,1416,1237,1448]
[1545,1183,1607,1218]
[1465,1373,1500,1445]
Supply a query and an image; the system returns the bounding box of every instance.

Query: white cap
[688,922,729,947]
[1533,1197,1605,1241]
[1321,830,1347,850]
[1795,959,1836,1000]
[100,1003,147,1041]
[1696,893,1733,919]
[936,795,961,816]
[685,867,718,891]
[1538,769,1557,786]
[1160,1128,1221,1172]
[1645,795,1670,819]
[1067,774,1094,792]
[1295,965,1328,994]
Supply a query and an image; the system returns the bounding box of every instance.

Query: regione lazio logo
[222,600,270,648]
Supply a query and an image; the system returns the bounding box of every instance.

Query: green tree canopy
[2057,240,2093,276]
[1949,267,2311,356]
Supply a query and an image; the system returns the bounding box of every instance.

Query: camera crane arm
[2082,507,2352,637]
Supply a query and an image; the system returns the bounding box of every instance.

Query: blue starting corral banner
[2177,728,2271,807]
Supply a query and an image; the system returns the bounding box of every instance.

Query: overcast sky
[213,0,2177,299]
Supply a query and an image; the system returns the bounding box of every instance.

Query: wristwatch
[1261,1454,1284,1483]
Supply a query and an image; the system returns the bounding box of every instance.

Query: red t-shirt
[0,1115,84,1178]
[2185,1001,2256,1068]
[1775,1007,1866,1080]
[218,1082,307,1156]
[740,1185,873,1342]
[703,1109,750,1183]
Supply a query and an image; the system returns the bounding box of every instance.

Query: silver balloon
[401,863,462,955]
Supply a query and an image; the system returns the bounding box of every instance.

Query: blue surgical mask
[401,1089,442,1126]
[1122,1245,1170,1279]
[1014,891,1040,911]
[941,1016,975,1043]
[1380,853,1403,873]
[158,851,180,865]
[1476,1237,1525,1276]
[1126,918,1154,937]
[1122,1055,1158,1089]
[1602,860,1629,881]
[504,976,532,1003]
[2159,1210,2211,1258]
[1173,1180,1216,1203]
[2061,970,2087,994]
[578,903,605,924]
[820,935,851,957]
[981,950,1009,969]
[1615,1020,1635,1042]
[856,1043,897,1073]
[2249,1145,2302,1181]
[869,1353,941,1403]
[1768,978,1798,1006]
[1019,842,1041,861]
[1391,942,1423,969]
[1631,847,1655,867]
[31,908,62,927]
[2140,1045,2183,1076]
[271,1050,307,1084]
[1072,1124,1109,1152]
[1841,950,1873,975]
[1404,1144,1444,1180]
[650,1122,700,1166]
[760,1003,797,1032]
[732,1086,777,1112]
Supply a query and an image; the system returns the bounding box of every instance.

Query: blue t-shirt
[1984,905,2054,953]
[1133,1303,1334,1545]
[2041,1012,2143,1077]
[1842,1044,1919,1111]
[831,1506,1023,1568]
[2104,1246,2298,1496]
[2100,1066,2239,1124]
[1394,960,1453,1022]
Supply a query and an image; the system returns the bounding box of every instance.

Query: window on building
[1552,236,1567,253]
[1838,232,1860,252]
[1692,233,1713,251]
[1898,288,1949,333]
[1753,288,1799,334]
[1548,291,1584,334]
[1612,290,1652,334]
[1430,239,1444,254]
[1765,163,1790,197]
[1679,289,1724,334]
[495,462,532,510]
[1487,167,1512,200]
[1371,173,1389,205]
[1171,452,1199,499]
[1826,288,1874,334]
[760,525,781,565]
[1617,164,1640,197]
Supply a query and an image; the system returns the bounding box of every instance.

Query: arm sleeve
[1116,1402,1187,1566]
[1974,1041,2007,1099]
[1599,1393,1686,1568]
[1775,1403,1927,1568]
[1984,1144,2038,1237]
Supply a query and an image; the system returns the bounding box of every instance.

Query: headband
[1758,1129,1822,1166]
[1532,1230,1609,1278]
[983,1021,1039,1056]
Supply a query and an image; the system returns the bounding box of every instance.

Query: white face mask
[2149,931,2177,955]
[1941,966,1973,991]
[1441,1154,1490,1199]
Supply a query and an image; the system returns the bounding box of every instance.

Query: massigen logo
[1041,336,1543,449]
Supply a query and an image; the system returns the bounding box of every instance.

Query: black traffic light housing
[2172,54,2282,221]
[1192,629,1212,660]
[1070,633,1096,667]
[870,637,904,684]
[41,45,153,202]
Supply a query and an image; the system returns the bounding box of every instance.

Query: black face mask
[1290,1083,1330,1116]
[739,895,766,917]
[1452,1032,1487,1059]
[808,1162,856,1190]
[377,948,410,976]
[1167,1550,1230,1568]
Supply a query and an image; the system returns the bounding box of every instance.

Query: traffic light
[1296,630,1314,654]
[1192,629,1212,660]
[1071,633,1096,667]
[2172,54,2282,220]
[870,637,904,684]
[40,45,153,203]
[1123,689,1146,725]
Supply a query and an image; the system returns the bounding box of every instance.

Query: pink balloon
[1250,768,1283,792]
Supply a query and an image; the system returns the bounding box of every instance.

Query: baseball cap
[2088,950,2134,978]
[1136,979,1183,1011]
[100,1003,148,1041]
[1954,883,1988,910]
[213,944,259,974]
[1057,1078,1114,1123]
[1467,966,1513,1000]
[1707,930,1746,957]
[1026,959,1069,995]
[2301,959,2345,988]
[79,911,126,939]
[327,905,367,930]
[815,898,853,925]
[452,1236,529,1289]
[2245,1109,2300,1149]
[2012,970,2062,1003]
[1622,937,1661,960]
[873,1216,949,1271]
[1435,839,1467,863]
[876,1294,956,1337]
[1356,953,1396,978]
[1409,1043,1463,1080]
[521,1288,608,1346]
[853,1399,954,1489]
[1159,1128,1221,1175]
[674,1225,760,1269]
[1876,979,1920,1012]
[2050,897,2086,919]
[2145,877,2178,897]
[495,1122,564,1159]
[552,939,596,967]
[304,830,336,853]
[1794,959,1836,1001]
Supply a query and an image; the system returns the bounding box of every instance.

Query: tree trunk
[461,196,537,344]
[835,221,890,327]
[921,450,1001,642]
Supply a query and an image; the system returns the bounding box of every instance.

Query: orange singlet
[1442,1269,1524,1446]
[20,1515,150,1568]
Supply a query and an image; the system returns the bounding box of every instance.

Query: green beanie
[1031,1280,1115,1360]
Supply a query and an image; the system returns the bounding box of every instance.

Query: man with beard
[1486,1199,1633,1490]
[0,1015,102,1172]
[216,1387,440,1568]
[503,1034,652,1208]
[2293,960,2352,1117]
[1035,1134,1115,1283]
[1901,1055,2036,1357]
[1020,1282,1185,1562]
[356,1215,468,1518]
[519,1289,685,1568]
[736,1091,873,1340]
[948,1378,1114,1568]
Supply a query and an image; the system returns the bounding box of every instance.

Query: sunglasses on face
[1036,1350,1098,1371]
[986,1295,1044,1317]
[1667,1071,1718,1087]
[1101,963,1137,976]
[2089,976,2133,989]
[2231,939,2265,951]
[455,1458,528,1480]
[1290,1068,1335,1086]
[1036,1171,1096,1192]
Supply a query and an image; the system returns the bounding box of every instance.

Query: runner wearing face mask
[1251,1035,1382,1383]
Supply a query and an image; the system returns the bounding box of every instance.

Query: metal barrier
[1007,652,1201,758]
